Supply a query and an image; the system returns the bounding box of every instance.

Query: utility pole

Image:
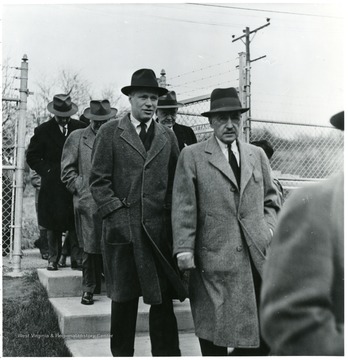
[233,20,270,142]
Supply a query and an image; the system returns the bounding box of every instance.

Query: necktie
[227,143,240,186]
[138,122,147,145]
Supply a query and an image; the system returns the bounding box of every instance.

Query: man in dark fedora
[156,90,197,151]
[26,93,86,271]
[61,100,117,305]
[260,112,344,355]
[172,87,280,356]
[90,69,187,356]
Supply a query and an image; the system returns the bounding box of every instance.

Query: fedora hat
[83,100,118,121]
[157,91,183,109]
[47,93,78,116]
[121,68,168,96]
[330,111,344,131]
[201,87,249,117]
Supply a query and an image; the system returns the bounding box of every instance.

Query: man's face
[55,115,70,126]
[156,108,178,128]
[129,90,159,122]
[210,111,242,144]
[90,119,109,134]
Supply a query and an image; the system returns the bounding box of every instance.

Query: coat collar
[82,126,96,149]
[118,114,168,163]
[47,117,66,148]
[205,136,256,192]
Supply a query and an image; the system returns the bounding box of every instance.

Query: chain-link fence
[2,135,16,257]
[177,96,344,199]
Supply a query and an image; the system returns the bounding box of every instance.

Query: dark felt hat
[47,93,78,116]
[201,87,249,117]
[330,111,344,130]
[157,91,183,109]
[121,68,168,96]
[83,100,118,121]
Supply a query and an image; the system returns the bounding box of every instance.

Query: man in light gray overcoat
[61,100,117,305]
[89,69,187,357]
[172,87,281,356]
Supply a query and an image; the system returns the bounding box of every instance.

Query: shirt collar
[130,114,153,129]
[215,136,238,152]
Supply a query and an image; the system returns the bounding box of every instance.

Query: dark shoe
[58,255,67,267]
[81,292,94,305]
[47,262,58,271]
[71,260,83,271]
[41,253,49,260]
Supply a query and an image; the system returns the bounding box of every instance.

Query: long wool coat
[60,126,102,253]
[172,136,280,348]
[260,173,344,355]
[26,117,86,231]
[89,114,187,304]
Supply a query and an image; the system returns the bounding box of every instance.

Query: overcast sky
[2,1,346,124]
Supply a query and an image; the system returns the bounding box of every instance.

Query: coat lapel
[47,118,65,149]
[145,122,167,166]
[238,140,256,196]
[82,126,95,150]
[206,137,238,187]
[119,115,147,159]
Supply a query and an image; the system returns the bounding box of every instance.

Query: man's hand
[176,252,195,271]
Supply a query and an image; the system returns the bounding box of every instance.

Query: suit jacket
[172,122,197,151]
[26,117,86,230]
[260,172,344,355]
[172,136,280,347]
[61,126,102,253]
[89,114,187,304]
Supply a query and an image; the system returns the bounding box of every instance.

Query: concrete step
[66,331,201,357]
[37,267,106,298]
[50,295,194,336]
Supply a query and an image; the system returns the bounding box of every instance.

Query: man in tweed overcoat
[172,87,280,356]
[90,69,187,357]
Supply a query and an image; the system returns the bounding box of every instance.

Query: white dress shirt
[130,114,153,134]
[215,136,240,166]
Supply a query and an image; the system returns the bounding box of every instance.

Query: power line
[188,3,342,19]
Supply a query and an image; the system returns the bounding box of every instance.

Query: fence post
[238,52,250,142]
[11,54,29,274]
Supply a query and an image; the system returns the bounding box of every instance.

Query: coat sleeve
[89,122,124,219]
[26,127,51,177]
[260,185,344,355]
[259,148,281,231]
[61,131,81,194]
[172,147,197,255]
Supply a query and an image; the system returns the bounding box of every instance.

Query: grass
[22,183,39,250]
[2,271,72,357]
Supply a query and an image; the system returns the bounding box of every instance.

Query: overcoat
[172,122,197,151]
[60,126,101,253]
[89,114,187,304]
[26,117,86,230]
[260,172,344,355]
[172,136,280,348]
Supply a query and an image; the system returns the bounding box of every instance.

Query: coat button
[236,245,243,252]
[230,186,235,192]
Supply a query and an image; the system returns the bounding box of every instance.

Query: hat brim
[121,86,168,97]
[330,111,344,130]
[157,102,184,109]
[201,106,249,117]
[83,108,118,121]
[47,102,78,117]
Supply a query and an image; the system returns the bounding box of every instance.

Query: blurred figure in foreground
[260,111,344,356]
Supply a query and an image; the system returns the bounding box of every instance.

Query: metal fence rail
[177,96,344,199]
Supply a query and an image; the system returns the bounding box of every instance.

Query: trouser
[199,259,270,357]
[82,252,103,293]
[47,230,82,265]
[110,293,180,357]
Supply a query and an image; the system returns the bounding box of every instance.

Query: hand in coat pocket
[177,252,195,271]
